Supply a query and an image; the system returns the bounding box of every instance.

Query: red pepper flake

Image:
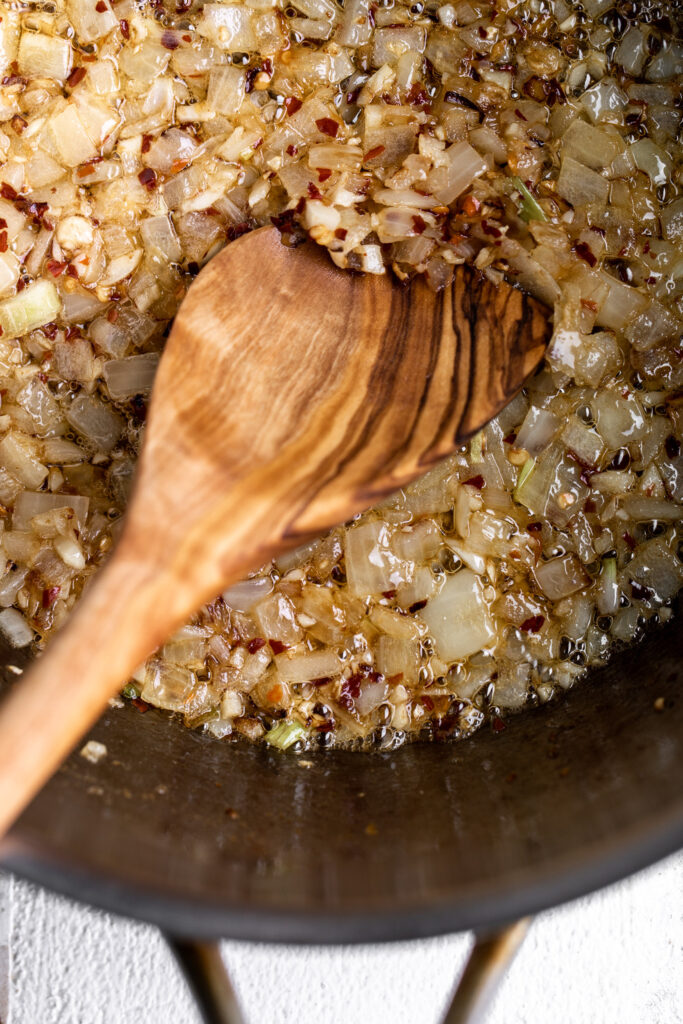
[406,82,430,109]
[46,258,68,277]
[317,168,332,183]
[623,531,637,551]
[132,697,150,714]
[95,0,107,10]
[514,108,528,121]
[481,218,502,238]
[247,637,266,654]
[182,33,192,42]
[141,134,153,154]
[161,30,180,49]
[503,431,516,444]
[412,214,426,234]
[363,144,385,162]
[10,114,27,134]
[106,306,119,324]
[341,673,362,701]
[269,639,289,655]
[42,322,58,340]
[66,264,79,279]
[409,599,428,613]
[311,676,332,687]
[646,276,657,285]
[463,474,485,489]
[315,117,339,138]
[0,219,6,229]
[334,227,347,240]
[67,66,87,88]
[16,279,25,292]
[477,25,488,37]
[382,589,396,599]
[580,297,598,312]
[421,695,435,711]
[0,182,17,201]
[138,167,157,191]
[42,586,61,609]
[520,614,545,633]
[119,18,130,38]
[284,96,302,116]
[295,196,306,214]
[0,231,6,253]
[286,144,298,157]
[573,241,597,267]
[526,521,543,533]
[307,181,322,199]
[492,715,506,733]
[77,162,96,179]
[170,158,189,175]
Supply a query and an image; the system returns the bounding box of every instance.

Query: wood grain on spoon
[0,225,550,837]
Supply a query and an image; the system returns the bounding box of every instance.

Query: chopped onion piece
[13,491,89,530]
[275,648,341,681]
[534,555,589,600]
[103,354,159,401]
[0,607,34,648]
[0,281,61,340]
[222,576,273,611]
[420,569,495,661]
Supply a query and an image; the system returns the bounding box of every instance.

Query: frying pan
[0,601,681,1021]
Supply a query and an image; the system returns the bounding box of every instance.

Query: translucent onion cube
[0,280,61,340]
[420,569,495,662]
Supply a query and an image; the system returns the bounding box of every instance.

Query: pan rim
[3,801,682,943]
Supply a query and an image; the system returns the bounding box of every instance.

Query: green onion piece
[602,556,617,582]
[265,720,306,750]
[0,280,62,340]
[513,456,536,502]
[122,683,139,699]
[511,177,547,223]
[470,430,484,463]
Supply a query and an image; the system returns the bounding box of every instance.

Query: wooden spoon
[0,225,549,836]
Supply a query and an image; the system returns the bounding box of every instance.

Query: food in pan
[0,0,679,749]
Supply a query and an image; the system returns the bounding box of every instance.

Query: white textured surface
[2,852,682,1024]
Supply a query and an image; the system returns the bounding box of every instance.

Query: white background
[1,851,681,1024]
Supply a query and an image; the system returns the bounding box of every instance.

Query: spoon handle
[0,547,178,838]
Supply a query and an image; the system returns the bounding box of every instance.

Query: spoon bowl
[0,224,550,837]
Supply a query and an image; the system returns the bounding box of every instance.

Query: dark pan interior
[1,612,681,943]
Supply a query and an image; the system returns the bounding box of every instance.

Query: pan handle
[166,936,247,1024]
[440,918,531,1024]
[167,918,530,1024]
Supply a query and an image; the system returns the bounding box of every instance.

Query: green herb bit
[265,720,307,751]
[470,430,484,463]
[513,456,536,501]
[512,177,547,222]
[122,683,140,699]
